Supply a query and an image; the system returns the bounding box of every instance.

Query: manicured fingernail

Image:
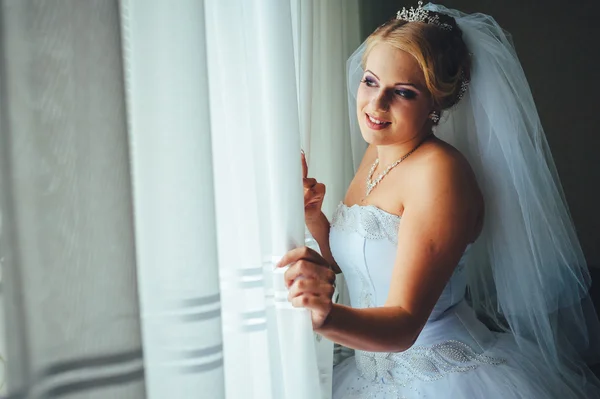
[271,255,281,269]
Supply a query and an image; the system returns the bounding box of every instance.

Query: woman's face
[357,43,433,146]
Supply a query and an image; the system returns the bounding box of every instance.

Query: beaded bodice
[330,202,468,316]
[329,202,505,395]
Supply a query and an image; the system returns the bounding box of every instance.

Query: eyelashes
[395,89,417,99]
[361,76,417,99]
[360,77,377,87]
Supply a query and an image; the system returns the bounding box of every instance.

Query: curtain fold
[290,0,361,372]
[291,0,360,219]
[0,1,145,397]
[204,1,321,397]
[0,1,360,398]
[119,0,225,397]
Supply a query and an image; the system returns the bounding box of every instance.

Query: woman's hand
[276,246,336,329]
[302,151,326,223]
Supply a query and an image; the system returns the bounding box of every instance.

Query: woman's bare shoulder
[409,138,482,211]
[417,138,477,182]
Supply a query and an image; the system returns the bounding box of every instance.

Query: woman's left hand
[276,246,336,329]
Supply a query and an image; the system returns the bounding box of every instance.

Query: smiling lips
[365,113,391,130]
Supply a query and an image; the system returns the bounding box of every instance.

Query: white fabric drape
[0,1,360,398]
[290,0,360,219]
[0,243,5,394]
[204,1,322,397]
[290,0,362,371]
[0,1,145,397]
[119,0,225,397]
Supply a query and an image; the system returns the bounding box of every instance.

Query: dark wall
[359,0,600,268]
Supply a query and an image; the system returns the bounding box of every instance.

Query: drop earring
[428,111,440,124]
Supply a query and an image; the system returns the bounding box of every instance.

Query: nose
[371,88,391,112]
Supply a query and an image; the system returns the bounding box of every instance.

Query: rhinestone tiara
[395,1,469,101]
[396,1,453,31]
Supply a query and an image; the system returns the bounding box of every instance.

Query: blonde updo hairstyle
[362,13,470,114]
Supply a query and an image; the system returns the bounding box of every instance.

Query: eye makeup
[361,71,419,100]
[361,76,377,87]
[394,89,417,99]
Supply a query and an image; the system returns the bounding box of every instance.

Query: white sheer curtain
[291,0,360,219]
[0,242,5,394]
[204,0,321,398]
[0,1,145,398]
[290,0,362,370]
[119,0,225,397]
[0,232,6,395]
[0,1,359,398]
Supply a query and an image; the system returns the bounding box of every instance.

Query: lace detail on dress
[355,340,506,384]
[331,202,401,244]
[349,266,506,398]
[348,341,506,399]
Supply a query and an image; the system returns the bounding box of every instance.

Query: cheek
[388,101,427,128]
[412,101,432,121]
[356,86,369,111]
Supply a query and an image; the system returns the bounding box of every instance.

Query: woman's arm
[310,144,377,274]
[304,145,380,274]
[306,212,341,274]
[302,149,342,274]
[287,152,478,352]
[316,304,422,352]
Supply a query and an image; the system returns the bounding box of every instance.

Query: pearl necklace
[365,134,432,197]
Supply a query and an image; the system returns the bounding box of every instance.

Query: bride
[277,2,600,398]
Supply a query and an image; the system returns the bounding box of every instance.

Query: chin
[361,131,383,145]
[360,125,395,146]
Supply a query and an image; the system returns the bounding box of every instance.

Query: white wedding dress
[329,202,598,399]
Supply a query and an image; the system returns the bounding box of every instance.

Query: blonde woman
[278,3,600,398]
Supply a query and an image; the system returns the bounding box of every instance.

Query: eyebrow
[365,69,422,90]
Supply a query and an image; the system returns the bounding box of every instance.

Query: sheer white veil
[347,3,600,393]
